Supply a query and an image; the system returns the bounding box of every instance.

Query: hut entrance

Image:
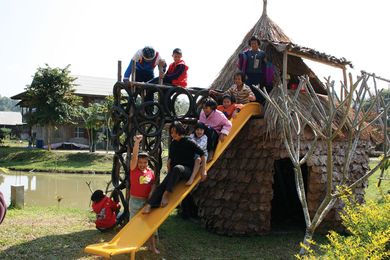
[271,158,308,230]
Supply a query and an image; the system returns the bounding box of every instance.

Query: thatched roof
[211,1,352,95]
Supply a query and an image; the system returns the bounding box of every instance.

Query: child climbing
[129,134,159,254]
[91,190,120,232]
[217,94,243,120]
[187,122,208,185]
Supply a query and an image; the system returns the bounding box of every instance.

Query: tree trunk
[46,124,52,151]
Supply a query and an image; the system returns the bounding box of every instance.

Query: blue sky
[0,0,389,98]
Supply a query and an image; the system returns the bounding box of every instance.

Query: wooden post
[131,60,136,82]
[282,49,288,95]
[11,185,24,208]
[342,67,347,101]
[117,60,122,82]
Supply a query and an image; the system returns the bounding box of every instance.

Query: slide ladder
[84,102,261,259]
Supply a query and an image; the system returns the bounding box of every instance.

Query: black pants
[205,127,219,152]
[147,165,192,207]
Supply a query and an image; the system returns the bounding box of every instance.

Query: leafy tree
[25,64,81,150]
[78,103,105,152]
[102,96,114,152]
[0,95,21,112]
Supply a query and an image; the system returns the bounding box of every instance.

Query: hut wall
[193,118,371,235]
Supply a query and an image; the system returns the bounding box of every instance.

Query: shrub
[303,191,390,259]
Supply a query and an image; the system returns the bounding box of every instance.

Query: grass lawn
[365,161,390,202]
[0,206,308,260]
[0,147,112,173]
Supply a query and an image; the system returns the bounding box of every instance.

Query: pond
[0,172,112,209]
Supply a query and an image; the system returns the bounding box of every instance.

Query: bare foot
[185,179,194,186]
[142,204,152,214]
[148,246,160,254]
[160,192,169,207]
[200,172,207,182]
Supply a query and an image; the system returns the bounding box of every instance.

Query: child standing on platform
[129,135,159,254]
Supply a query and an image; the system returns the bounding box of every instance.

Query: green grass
[0,206,309,260]
[0,147,112,173]
[365,161,390,202]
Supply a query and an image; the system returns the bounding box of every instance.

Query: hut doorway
[271,158,308,230]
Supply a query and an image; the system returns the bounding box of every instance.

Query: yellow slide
[84,103,261,259]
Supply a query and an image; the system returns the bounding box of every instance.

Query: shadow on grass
[0,228,162,260]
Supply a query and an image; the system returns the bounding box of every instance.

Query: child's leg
[147,234,160,254]
[185,157,201,186]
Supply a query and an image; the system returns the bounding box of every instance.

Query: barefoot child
[143,122,207,213]
[129,135,159,254]
[187,122,208,185]
[91,190,120,232]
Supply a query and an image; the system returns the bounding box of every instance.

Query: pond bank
[0,147,112,174]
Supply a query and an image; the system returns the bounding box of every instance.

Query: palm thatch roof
[210,0,352,95]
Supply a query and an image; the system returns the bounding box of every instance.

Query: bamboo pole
[282,50,288,94]
[342,67,347,101]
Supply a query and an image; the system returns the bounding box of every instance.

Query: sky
[0,0,389,98]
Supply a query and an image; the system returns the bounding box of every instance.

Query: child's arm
[130,135,143,171]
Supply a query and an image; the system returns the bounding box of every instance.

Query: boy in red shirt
[217,94,243,120]
[91,190,120,232]
[129,134,159,254]
[163,48,188,87]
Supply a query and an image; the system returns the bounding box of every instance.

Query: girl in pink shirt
[199,98,232,161]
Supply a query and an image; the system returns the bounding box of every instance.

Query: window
[74,127,85,138]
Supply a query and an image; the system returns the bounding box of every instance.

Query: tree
[0,95,21,112]
[259,72,389,256]
[78,103,105,152]
[25,64,81,150]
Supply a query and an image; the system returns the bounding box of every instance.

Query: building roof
[0,111,23,126]
[11,75,117,101]
[73,75,116,97]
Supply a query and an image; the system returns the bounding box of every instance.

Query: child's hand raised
[134,135,143,143]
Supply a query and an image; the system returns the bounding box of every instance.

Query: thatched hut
[193,1,370,235]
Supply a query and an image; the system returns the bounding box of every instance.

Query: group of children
[90,44,260,255]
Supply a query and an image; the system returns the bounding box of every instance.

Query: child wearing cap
[187,122,208,185]
[217,94,243,120]
[123,46,166,82]
[129,134,159,254]
[162,48,188,88]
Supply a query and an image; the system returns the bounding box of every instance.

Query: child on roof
[163,48,188,88]
[129,134,159,254]
[217,94,244,120]
[187,122,208,186]
[91,190,120,232]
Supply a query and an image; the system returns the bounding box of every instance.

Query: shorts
[129,197,147,219]
[129,196,158,236]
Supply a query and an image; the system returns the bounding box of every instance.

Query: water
[0,172,112,209]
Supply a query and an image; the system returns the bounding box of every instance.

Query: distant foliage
[0,128,12,143]
[0,95,21,112]
[25,64,81,127]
